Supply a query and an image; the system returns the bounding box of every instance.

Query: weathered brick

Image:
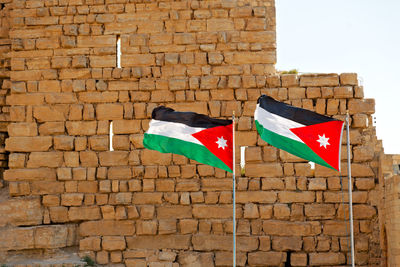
[66,121,97,136]
[34,225,69,249]
[263,221,321,236]
[0,198,42,227]
[236,191,277,204]
[8,123,37,136]
[248,252,286,266]
[245,163,283,177]
[126,235,190,250]
[4,168,56,182]
[96,104,123,120]
[0,227,34,251]
[6,137,52,152]
[102,236,126,251]
[80,220,135,236]
[309,252,346,266]
[80,236,101,251]
[27,152,63,168]
[68,206,101,221]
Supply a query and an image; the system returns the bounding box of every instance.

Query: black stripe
[152,106,232,128]
[257,95,337,126]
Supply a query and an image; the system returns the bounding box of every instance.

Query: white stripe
[146,119,205,145]
[254,104,305,143]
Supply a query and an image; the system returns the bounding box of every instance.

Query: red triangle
[290,121,344,171]
[191,124,233,171]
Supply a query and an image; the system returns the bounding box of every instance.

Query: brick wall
[0,0,388,266]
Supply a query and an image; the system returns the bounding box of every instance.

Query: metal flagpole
[232,111,236,267]
[346,111,355,267]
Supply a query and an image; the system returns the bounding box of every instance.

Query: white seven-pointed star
[216,136,228,150]
[317,134,330,149]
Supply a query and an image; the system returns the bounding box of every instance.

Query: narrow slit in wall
[116,35,121,68]
[110,121,114,151]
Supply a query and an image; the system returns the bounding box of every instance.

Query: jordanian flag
[143,106,233,172]
[255,95,344,171]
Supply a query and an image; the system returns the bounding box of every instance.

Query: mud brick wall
[0,0,387,266]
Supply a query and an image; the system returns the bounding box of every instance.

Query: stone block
[8,123,37,137]
[263,220,321,236]
[272,236,303,251]
[236,191,277,204]
[0,198,42,227]
[6,136,52,152]
[97,104,123,120]
[113,120,141,134]
[61,193,84,206]
[126,235,190,250]
[309,252,346,266]
[99,151,129,166]
[157,206,192,219]
[0,227,34,251]
[4,168,56,182]
[340,73,358,85]
[248,251,286,266]
[300,74,339,87]
[80,220,135,236]
[66,121,97,136]
[348,99,375,114]
[102,236,126,251]
[27,152,63,168]
[80,236,101,251]
[68,206,101,221]
[54,136,74,151]
[245,163,283,177]
[193,205,234,219]
[305,204,335,219]
[34,225,69,249]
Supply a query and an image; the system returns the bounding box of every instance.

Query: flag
[254,95,344,171]
[143,106,233,172]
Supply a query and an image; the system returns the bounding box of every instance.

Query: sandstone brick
[193,205,234,219]
[305,204,335,219]
[34,225,69,249]
[236,191,277,204]
[80,220,135,236]
[77,35,115,48]
[99,151,129,166]
[33,106,67,122]
[227,51,276,64]
[192,235,258,252]
[66,121,97,136]
[157,206,192,219]
[248,251,286,266]
[263,221,321,236]
[245,163,283,177]
[102,236,126,251]
[31,181,65,195]
[0,198,42,227]
[127,235,190,250]
[348,99,375,114]
[0,227,34,251]
[8,123,37,137]
[80,236,101,251]
[61,193,84,206]
[6,137,52,152]
[4,168,56,182]
[309,252,346,266]
[27,152,63,168]
[96,104,123,120]
[54,136,74,151]
[207,19,234,31]
[68,206,101,221]
[340,73,358,85]
[272,236,303,251]
[122,54,155,67]
[78,92,118,103]
[300,74,339,87]
[132,193,163,204]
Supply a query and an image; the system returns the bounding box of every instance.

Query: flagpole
[232,111,236,267]
[346,111,355,267]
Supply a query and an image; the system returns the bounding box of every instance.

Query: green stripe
[143,133,232,173]
[255,120,334,170]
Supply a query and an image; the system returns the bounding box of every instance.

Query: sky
[275,0,400,154]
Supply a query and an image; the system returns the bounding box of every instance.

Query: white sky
[276,0,400,154]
